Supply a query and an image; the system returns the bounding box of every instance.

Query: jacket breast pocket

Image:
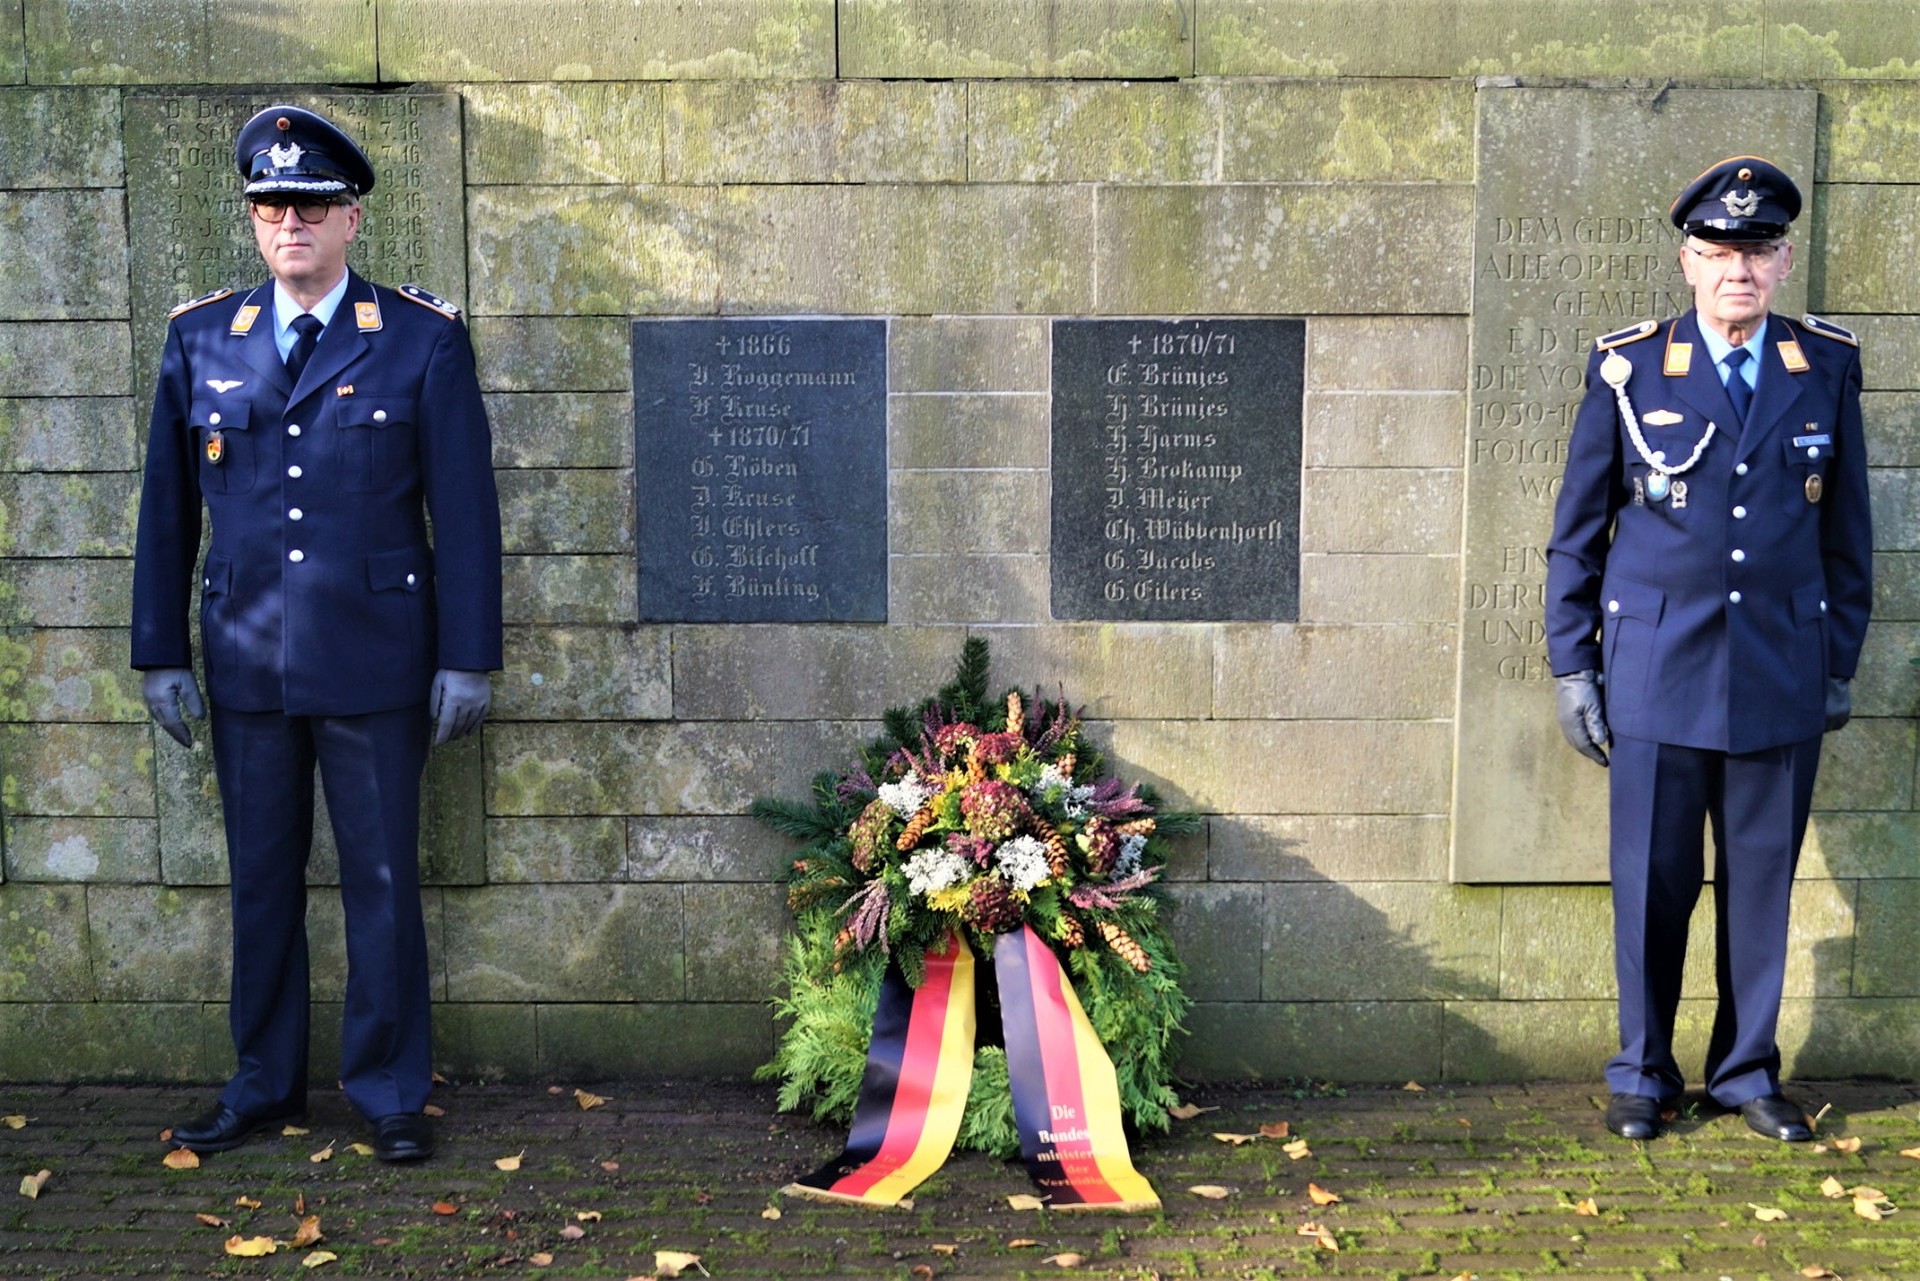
[190,397,255,495]
[1782,435,1832,513]
[338,396,417,492]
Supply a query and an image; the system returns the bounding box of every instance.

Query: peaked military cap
[235,104,376,198]
[1669,155,1800,242]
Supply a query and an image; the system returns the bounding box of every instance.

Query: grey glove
[1825,676,1852,733]
[429,669,492,746]
[1555,670,1609,767]
[142,667,206,748]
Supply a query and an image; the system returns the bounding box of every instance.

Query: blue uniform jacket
[132,271,503,716]
[1545,309,1872,754]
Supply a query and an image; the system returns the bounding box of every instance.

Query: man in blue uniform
[133,105,502,1161]
[1546,157,1872,1143]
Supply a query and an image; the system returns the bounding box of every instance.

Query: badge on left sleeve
[205,431,225,464]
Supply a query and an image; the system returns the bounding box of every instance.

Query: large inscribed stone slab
[1051,319,1303,621]
[633,318,887,622]
[1451,87,1814,883]
[123,92,466,404]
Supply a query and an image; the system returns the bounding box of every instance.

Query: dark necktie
[285,314,323,383]
[1723,346,1753,425]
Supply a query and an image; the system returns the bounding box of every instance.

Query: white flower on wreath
[995,834,1052,893]
[1114,833,1147,878]
[879,770,938,818]
[903,846,971,897]
[1031,763,1096,818]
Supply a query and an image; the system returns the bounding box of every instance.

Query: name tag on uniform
[1792,433,1831,448]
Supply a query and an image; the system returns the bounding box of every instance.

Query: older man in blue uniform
[133,106,502,1161]
[1546,157,1872,1142]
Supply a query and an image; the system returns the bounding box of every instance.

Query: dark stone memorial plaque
[634,318,887,622]
[1051,319,1303,621]
[124,91,466,407]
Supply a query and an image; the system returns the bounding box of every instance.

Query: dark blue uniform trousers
[210,703,432,1122]
[1607,732,1822,1107]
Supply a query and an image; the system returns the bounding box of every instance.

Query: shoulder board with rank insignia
[1596,320,1658,350]
[167,287,234,320]
[397,284,462,319]
[1802,314,1859,346]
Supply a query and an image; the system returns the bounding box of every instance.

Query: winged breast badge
[205,379,243,394]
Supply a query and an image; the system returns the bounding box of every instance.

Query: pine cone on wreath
[1040,824,1073,878]
[1116,817,1157,837]
[1058,913,1086,950]
[895,802,939,851]
[1098,920,1152,973]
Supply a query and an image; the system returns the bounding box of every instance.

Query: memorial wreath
[753,639,1193,1208]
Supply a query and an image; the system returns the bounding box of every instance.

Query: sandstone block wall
[3,1,1919,1085]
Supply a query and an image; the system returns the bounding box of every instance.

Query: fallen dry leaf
[1403,1080,1427,1092]
[1316,1230,1340,1251]
[1456,1117,1473,1127]
[1854,1197,1891,1221]
[1901,1147,1920,1159]
[1834,1136,1863,1153]
[1259,1121,1291,1139]
[18,1169,51,1199]
[1008,1238,1041,1248]
[1281,1138,1312,1160]
[1800,1268,1840,1279]
[1574,1198,1599,1216]
[235,1195,262,1209]
[348,1143,375,1157]
[575,1089,608,1111]
[288,1215,323,1249]
[422,1103,446,1117]
[432,1201,460,1216]
[1296,1221,1325,1237]
[1044,1253,1086,1267]
[759,1206,780,1220]
[654,1250,707,1277]
[1811,1143,1830,1154]
[1750,1204,1789,1222]
[600,1160,620,1172]
[931,1244,958,1255]
[195,1212,229,1228]
[529,1252,554,1267]
[1007,1193,1047,1210]
[308,1144,333,1164]
[495,1153,524,1172]
[224,1235,277,1257]
[1308,1183,1342,1206]
[1,1115,26,1129]
[1849,1185,1889,1202]
[911,1267,934,1281]
[162,1148,200,1170]
[560,1224,587,1241]
[294,1192,306,1216]
[547,1085,565,1095]
[578,1210,605,1223]
[301,1251,337,1269]
[1167,1102,1216,1120]
[1821,1176,1848,1198]
[1211,1132,1257,1145]
[1187,1184,1232,1199]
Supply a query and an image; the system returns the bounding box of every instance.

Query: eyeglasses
[1686,241,1785,268]
[249,197,346,225]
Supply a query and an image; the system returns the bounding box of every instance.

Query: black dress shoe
[169,1102,306,1154]
[372,1113,435,1162]
[1605,1093,1664,1140]
[1738,1093,1812,1142]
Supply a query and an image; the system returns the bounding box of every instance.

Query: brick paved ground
[4,1079,1920,1279]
